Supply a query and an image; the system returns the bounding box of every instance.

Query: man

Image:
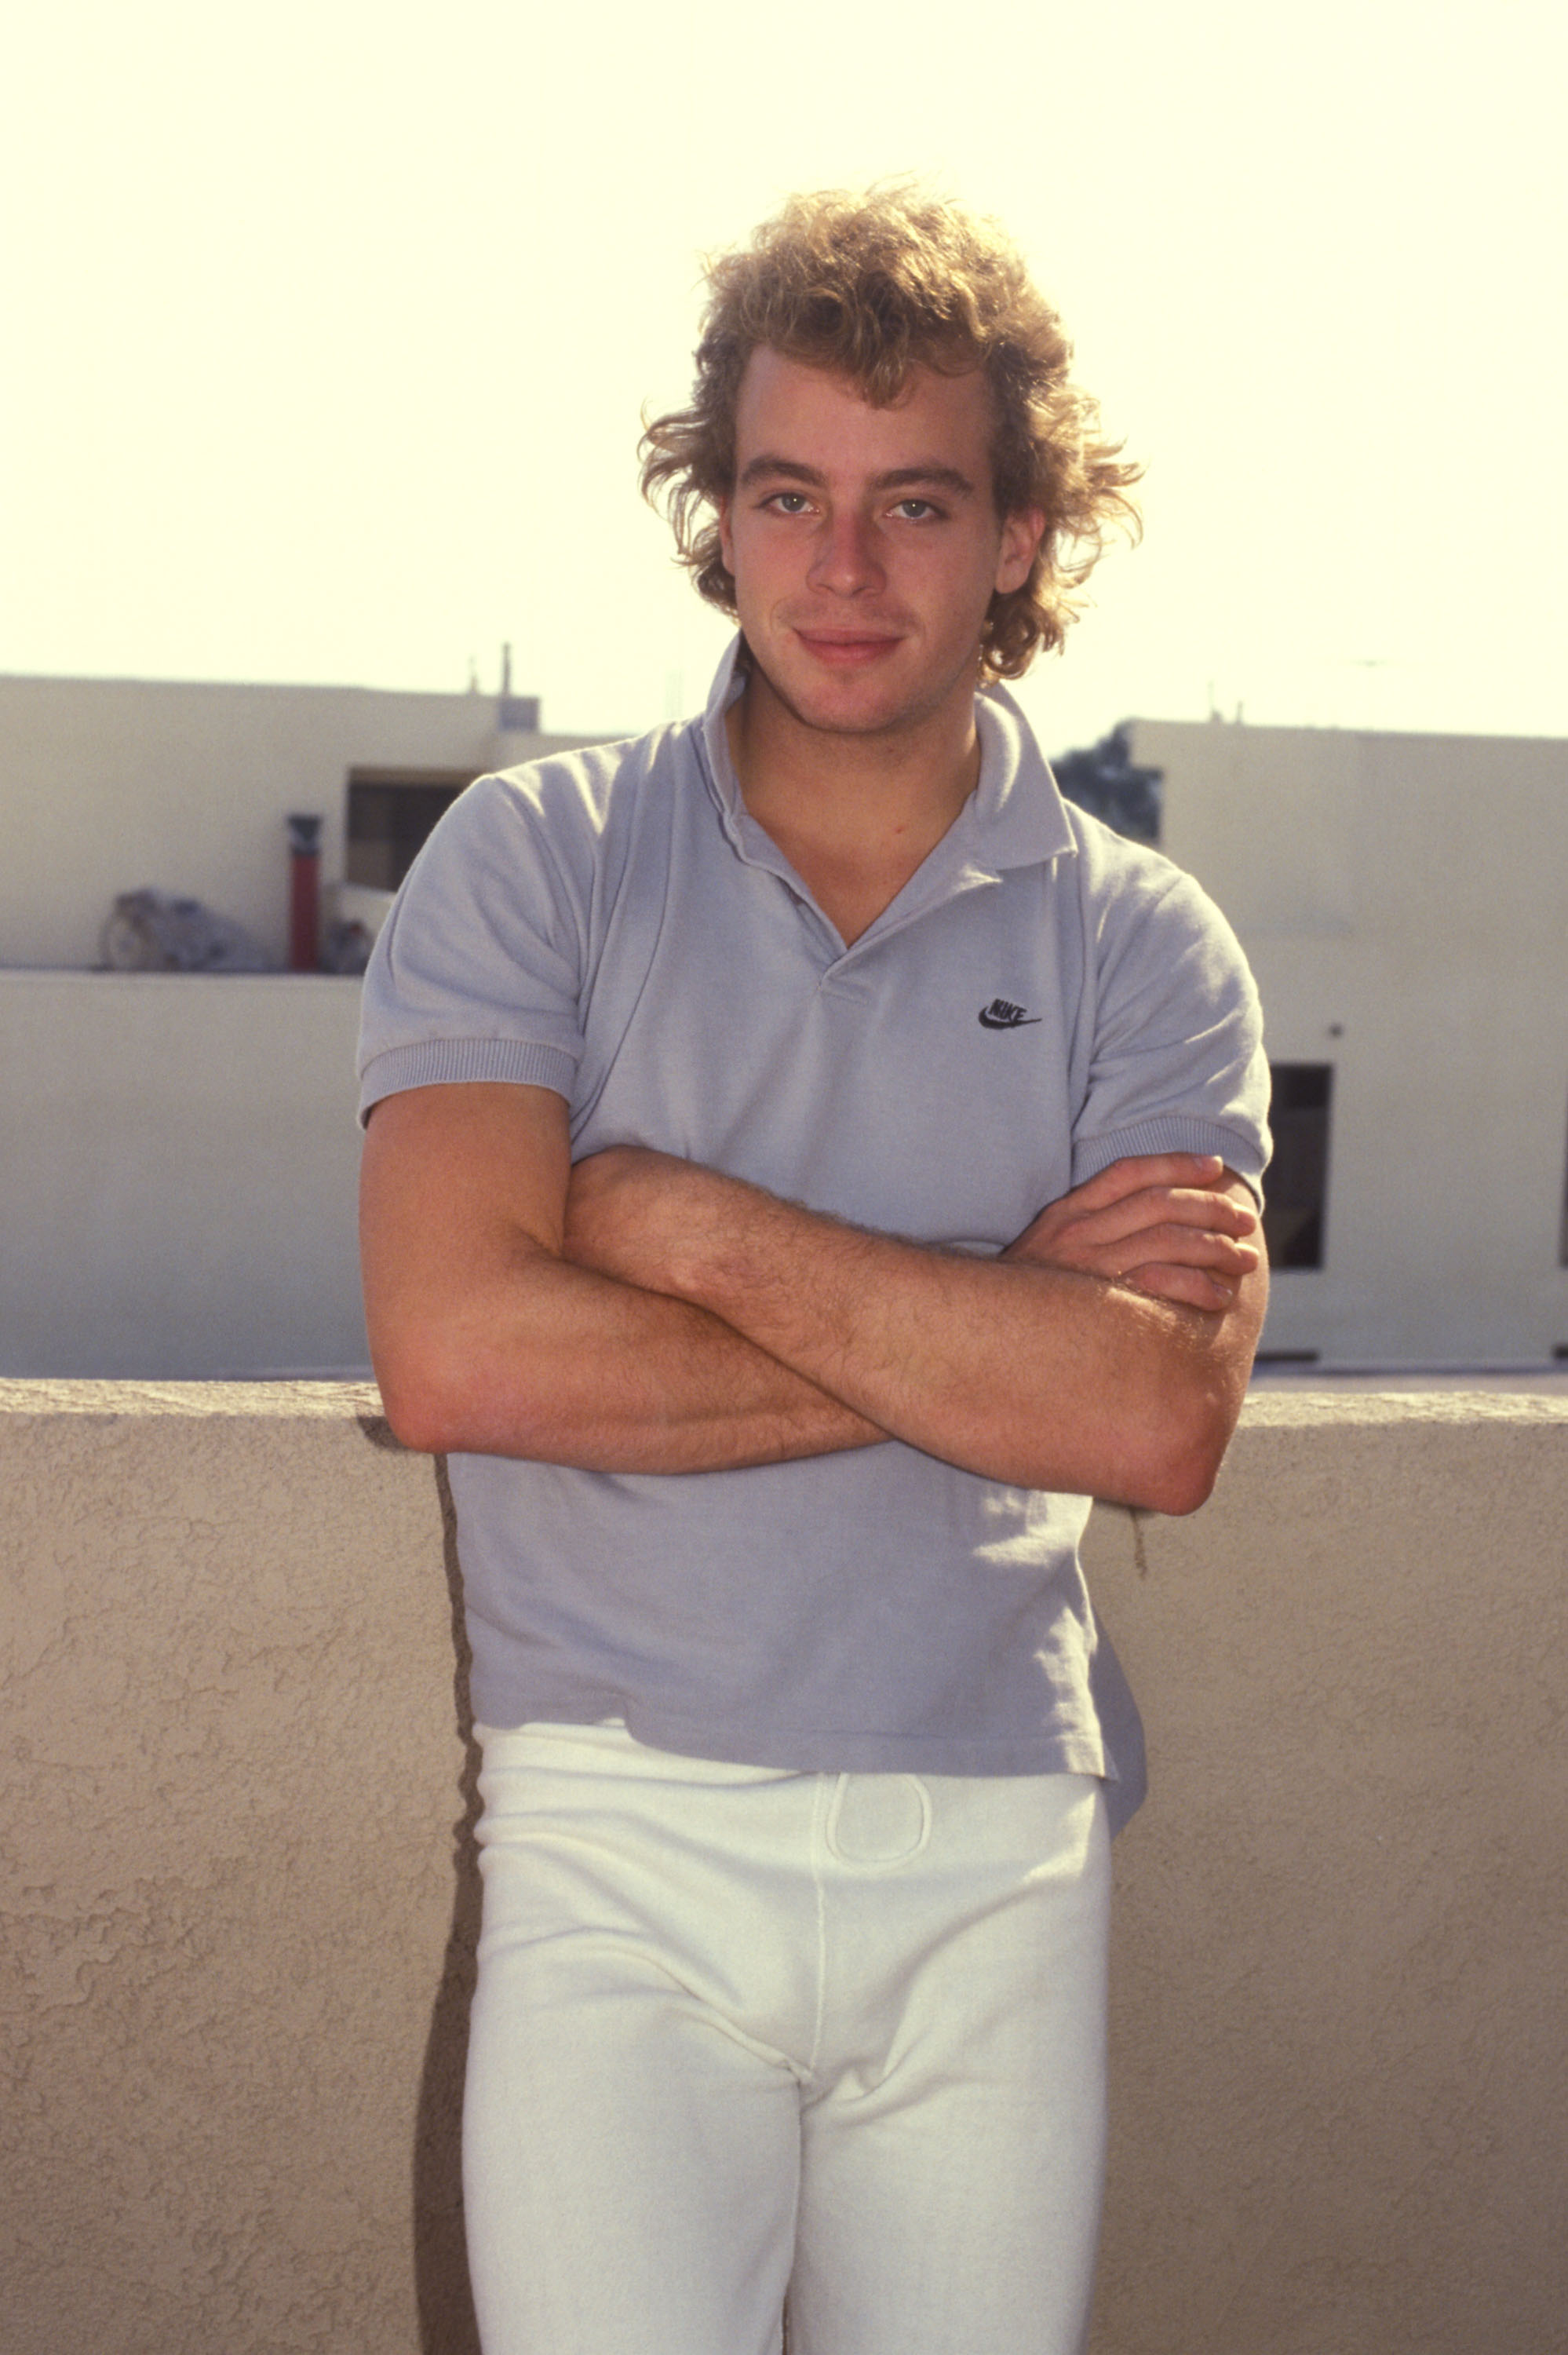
[358,187,1269,2355]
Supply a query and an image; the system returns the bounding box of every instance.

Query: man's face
[718,347,1043,743]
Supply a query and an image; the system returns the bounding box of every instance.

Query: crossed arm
[360,1080,1267,1513]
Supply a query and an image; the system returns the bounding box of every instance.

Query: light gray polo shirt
[359,640,1270,1828]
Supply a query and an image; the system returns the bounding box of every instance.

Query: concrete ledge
[4,1385,1566,2353]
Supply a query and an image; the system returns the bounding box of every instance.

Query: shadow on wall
[410,1444,482,2355]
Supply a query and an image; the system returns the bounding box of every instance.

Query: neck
[725,663,981,853]
[723,666,984,948]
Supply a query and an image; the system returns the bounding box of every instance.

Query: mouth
[792,629,903,669]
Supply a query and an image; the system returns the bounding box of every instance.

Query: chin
[778,677,919,737]
[749,639,921,732]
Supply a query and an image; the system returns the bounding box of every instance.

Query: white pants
[464,1721,1110,2355]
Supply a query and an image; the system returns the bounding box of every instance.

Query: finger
[1164,1185,1256,1231]
[1121,1261,1238,1311]
[1063,1153,1227,1211]
[1009,1206,1261,1272]
[1041,1186,1257,1249]
[1085,1237,1256,1287]
[1113,1225,1260,1272]
[1008,1176,1242,1259]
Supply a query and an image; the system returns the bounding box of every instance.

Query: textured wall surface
[1084,1390,1568,2355]
[2,1382,476,2355]
[4,1383,1566,2354]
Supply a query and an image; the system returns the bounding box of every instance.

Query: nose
[808,507,884,597]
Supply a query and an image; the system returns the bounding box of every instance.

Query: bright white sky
[2,0,1564,754]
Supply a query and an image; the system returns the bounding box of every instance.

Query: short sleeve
[356,769,593,1124]
[1070,860,1271,1197]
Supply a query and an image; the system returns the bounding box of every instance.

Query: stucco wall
[1135,718,1568,1368]
[3,1384,1565,2354]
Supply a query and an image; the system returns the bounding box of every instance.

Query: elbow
[1135,1445,1223,1518]
[368,1326,536,1459]
[1108,1394,1237,1517]
[370,1353,459,1456]
[378,1397,450,1459]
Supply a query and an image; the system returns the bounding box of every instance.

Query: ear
[994,506,1045,596]
[717,494,735,577]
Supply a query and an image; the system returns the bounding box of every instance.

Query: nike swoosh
[978,1010,1042,1029]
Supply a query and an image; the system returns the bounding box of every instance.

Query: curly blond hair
[640,186,1142,680]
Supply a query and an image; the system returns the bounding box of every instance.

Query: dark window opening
[345,769,482,892]
[1264,1062,1333,1269]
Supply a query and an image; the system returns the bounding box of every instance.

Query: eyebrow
[737,455,979,499]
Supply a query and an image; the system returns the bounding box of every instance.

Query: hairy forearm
[569,1158,1258,1510]
[360,1083,888,1471]
[706,1205,1223,1502]
[373,1243,887,1470]
[363,1087,1258,1496]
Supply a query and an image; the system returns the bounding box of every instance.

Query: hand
[1004,1153,1260,1312]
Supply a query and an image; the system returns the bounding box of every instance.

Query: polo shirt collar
[971,681,1078,868]
[698,634,1077,877]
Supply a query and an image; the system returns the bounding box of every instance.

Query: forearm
[371,1243,887,1471]
[360,1082,887,1471]
[573,1162,1258,1510]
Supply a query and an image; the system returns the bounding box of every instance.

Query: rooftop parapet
[4,1382,1566,2353]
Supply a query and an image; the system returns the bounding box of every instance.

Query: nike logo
[978,999,1041,1030]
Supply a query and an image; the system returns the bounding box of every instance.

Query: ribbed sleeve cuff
[357,1037,579,1126]
[1073,1118,1267,1203]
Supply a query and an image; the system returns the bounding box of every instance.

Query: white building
[1135,717,1568,1371]
[0,669,595,970]
[0,673,600,1376]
